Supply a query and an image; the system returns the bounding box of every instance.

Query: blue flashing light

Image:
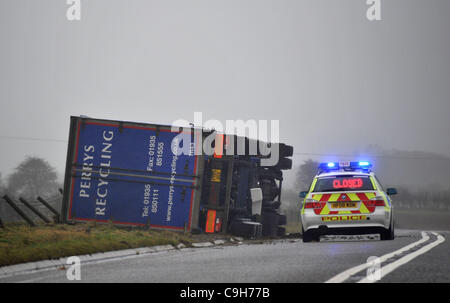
[319,161,372,173]
[318,162,339,171]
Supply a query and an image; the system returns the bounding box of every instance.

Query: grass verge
[285,222,302,234]
[0,222,195,267]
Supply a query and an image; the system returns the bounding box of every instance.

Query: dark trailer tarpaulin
[61,116,202,231]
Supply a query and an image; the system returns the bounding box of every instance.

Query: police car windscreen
[313,175,374,192]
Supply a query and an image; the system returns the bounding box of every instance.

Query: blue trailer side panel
[68,120,198,230]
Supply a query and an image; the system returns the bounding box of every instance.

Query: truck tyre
[277,226,286,237]
[262,202,278,212]
[272,201,280,210]
[277,214,287,226]
[262,212,278,237]
[259,168,283,180]
[276,158,292,170]
[230,220,261,238]
[279,144,294,157]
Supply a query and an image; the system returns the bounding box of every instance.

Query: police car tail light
[366,196,385,207]
[304,199,325,209]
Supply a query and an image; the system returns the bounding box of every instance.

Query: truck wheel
[277,226,286,237]
[262,204,278,213]
[230,220,261,238]
[277,214,287,226]
[279,143,294,157]
[258,168,282,180]
[262,212,278,237]
[276,158,292,170]
[262,200,281,209]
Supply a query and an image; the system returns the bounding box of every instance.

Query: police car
[299,161,396,242]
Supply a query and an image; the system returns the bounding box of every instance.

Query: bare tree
[0,172,4,193]
[295,159,319,191]
[7,156,58,200]
[0,172,5,220]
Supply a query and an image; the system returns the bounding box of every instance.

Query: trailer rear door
[61,117,201,231]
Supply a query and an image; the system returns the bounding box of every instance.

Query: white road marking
[326,231,444,283]
[320,234,380,242]
[16,274,59,283]
[358,232,445,283]
[0,246,177,280]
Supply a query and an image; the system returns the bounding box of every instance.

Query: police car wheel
[381,221,395,241]
[302,227,317,242]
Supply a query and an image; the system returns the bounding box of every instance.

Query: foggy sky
[1,0,450,187]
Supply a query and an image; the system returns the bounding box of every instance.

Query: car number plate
[330,202,357,208]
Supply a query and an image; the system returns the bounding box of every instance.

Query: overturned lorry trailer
[61,116,293,237]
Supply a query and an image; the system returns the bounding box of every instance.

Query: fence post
[19,197,51,224]
[2,195,36,227]
[36,196,60,223]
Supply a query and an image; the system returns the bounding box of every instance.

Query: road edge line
[358,232,445,283]
[325,231,430,283]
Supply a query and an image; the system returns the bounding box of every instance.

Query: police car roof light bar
[318,161,372,174]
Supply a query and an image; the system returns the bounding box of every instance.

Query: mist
[1,0,450,191]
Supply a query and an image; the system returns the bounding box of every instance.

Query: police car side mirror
[386,188,397,195]
[299,191,308,198]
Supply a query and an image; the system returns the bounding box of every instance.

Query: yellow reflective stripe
[309,178,318,192]
[329,193,340,202]
[320,204,331,215]
[365,192,376,199]
[347,193,359,201]
[301,195,308,214]
[338,211,352,214]
[359,202,370,214]
[369,176,378,190]
[312,194,323,201]
[382,192,391,210]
